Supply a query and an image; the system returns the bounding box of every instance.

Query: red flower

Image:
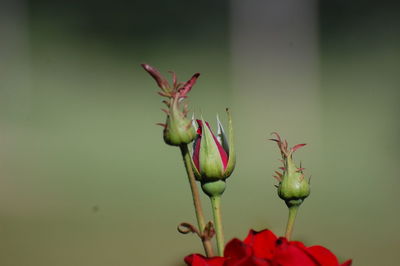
[185,229,352,266]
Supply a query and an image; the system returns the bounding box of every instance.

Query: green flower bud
[162,97,196,146]
[191,110,236,182]
[270,133,310,207]
[141,63,199,146]
[191,110,236,197]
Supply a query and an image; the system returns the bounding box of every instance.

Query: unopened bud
[270,133,310,207]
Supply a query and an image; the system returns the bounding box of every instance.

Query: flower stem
[285,205,299,240]
[210,195,224,256]
[179,144,213,257]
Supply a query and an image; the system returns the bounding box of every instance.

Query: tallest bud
[141,64,198,146]
[191,110,236,197]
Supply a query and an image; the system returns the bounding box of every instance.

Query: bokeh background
[1,0,399,265]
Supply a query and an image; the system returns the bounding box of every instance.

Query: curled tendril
[178,222,201,237]
[177,221,215,241]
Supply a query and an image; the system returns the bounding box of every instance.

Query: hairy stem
[180,144,213,257]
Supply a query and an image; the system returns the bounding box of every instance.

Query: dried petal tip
[141,63,201,100]
[179,73,200,97]
[141,64,170,91]
[292,143,306,152]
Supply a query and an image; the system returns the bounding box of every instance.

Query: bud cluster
[140,64,338,262]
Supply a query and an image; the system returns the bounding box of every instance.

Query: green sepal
[198,117,225,180]
[217,114,229,155]
[201,180,226,197]
[278,156,310,207]
[163,98,196,146]
[222,109,235,178]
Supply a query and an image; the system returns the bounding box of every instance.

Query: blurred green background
[1,0,399,265]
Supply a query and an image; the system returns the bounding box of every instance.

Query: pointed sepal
[222,109,235,178]
[198,117,227,180]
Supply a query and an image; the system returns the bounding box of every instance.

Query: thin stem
[284,205,299,240]
[179,144,213,257]
[210,196,224,256]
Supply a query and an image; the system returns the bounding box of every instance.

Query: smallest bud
[270,133,310,207]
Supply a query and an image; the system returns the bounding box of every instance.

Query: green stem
[179,145,213,257]
[284,205,299,240]
[211,196,224,256]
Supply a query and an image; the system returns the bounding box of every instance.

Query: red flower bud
[191,110,236,184]
[192,120,228,173]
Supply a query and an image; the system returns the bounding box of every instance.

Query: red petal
[184,254,225,266]
[225,256,271,266]
[224,238,252,259]
[273,238,318,266]
[193,135,201,172]
[306,245,340,266]
[288,240,307,249]
[192,120,203,172]
[196,120,203,135]
[224,238,271,266]
[243,229,277,260]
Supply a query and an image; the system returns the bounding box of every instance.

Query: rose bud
[191,110,235,197]
[141,64,198,146]
[270,133,310,207]
[162,96,197,146]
